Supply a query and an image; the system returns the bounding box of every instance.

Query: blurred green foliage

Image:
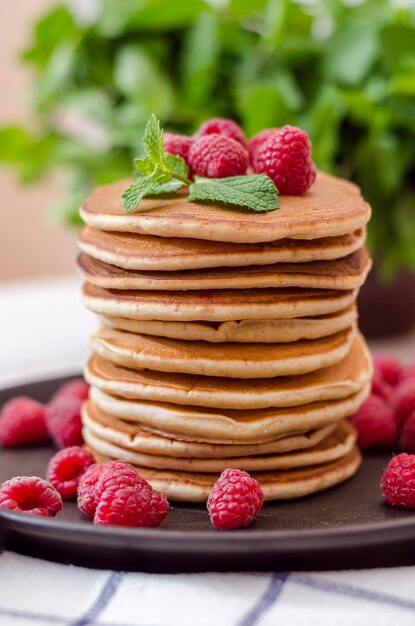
[1,0,415,273]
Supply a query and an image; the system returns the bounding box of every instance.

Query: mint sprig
[189,175,278,212]
[122,115,279,214]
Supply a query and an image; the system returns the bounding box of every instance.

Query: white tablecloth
[1,276,415,626]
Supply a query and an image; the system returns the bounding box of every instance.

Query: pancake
[78,226,366,272]
[88,445,362,502]
[77,248,371,291]
[83,420,356,473]
[100,305,357,343]
[82,400,338,458]
[90,383,370,442]
[80,172,370,243]
[90,325,356,379]
[85,332,371,408]
[83,283,358,322]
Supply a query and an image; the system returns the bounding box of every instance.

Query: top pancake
[80,172,370,243]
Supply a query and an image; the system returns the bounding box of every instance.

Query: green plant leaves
[97,0,208,37]
[181,11,219,106]
[114,45,175,117]
[324,23,380,86]
[23,5,79,68]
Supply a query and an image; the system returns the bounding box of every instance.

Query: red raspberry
[196,118,246,147]
[144,488,170,527]
[163,132,193,164]
[248,129,278,163]
[349,394,397,450]
[78,461,136,517]
[78,463,104,517]
[0,476,62,517]
[94,460,148,503]
[188,134,248,178]
[399,363,415,386]
[46,446,95,499]
[381,453,415,509]
[391,381,415,427]
[253,125,316,194]
[77,459,169,527]
[372,371,393,400]
[51,378,89,403]
[94,481,150,527]
[0,397,47,448]
[373,355,402,386]
[94,466,169,527]
[46,397,83,449]
[207,468,264,530]
[78,460,140,517]
[400,411,415,453]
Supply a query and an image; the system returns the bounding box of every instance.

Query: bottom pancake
[88,445,362,502]
[82,419,356,473]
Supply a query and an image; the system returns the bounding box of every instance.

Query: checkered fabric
[1,550,415,626]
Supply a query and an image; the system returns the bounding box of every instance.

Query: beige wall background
[0,0,74,282]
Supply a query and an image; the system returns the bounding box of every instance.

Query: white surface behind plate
[0,276,95,387]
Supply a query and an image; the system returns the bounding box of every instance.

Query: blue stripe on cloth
[236,572,289,626]
[71,571,125,626]
[292,574,415,614]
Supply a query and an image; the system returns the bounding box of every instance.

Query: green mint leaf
[188,174,279,212]
[123,177,158,213]
[134,157,156,176]
[148,179,186,194]
[165,152,189,179]
[143,114,164,163]
[122,176,160,213]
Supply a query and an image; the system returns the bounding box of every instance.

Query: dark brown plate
[1,376,414,572]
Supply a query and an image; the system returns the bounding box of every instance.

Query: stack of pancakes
[78,172,372,502]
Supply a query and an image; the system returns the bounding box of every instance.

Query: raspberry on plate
[163,132,193,164]
[94,480,152,527]
[400,411,415,453]
[46,396,83,449]
[253,125,316,195]
[381,453,415,509]
[207,468,264,530]
[0,397,47,448]
[399,363,415,386]
[46,446,95,499]
[371,371,393,400]
[349,394,396,450]
[248,128,278,164]
[144,488,170,528]
[196,118,246,147]
[188,134,248,178]
[78,463,104,517]
[0,476,62,517]
[391,380,415,427]
[51,378,89,403]
[94,460,148,504]
[78,460,141,518]
[373,355,402,386]
[78,459,169,527]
